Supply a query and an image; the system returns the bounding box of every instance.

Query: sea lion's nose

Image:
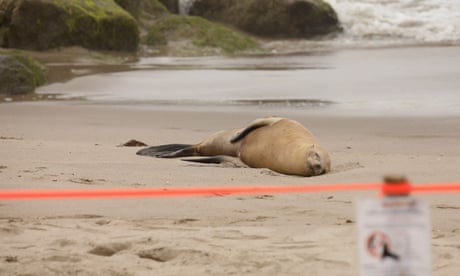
[308,152,324,175]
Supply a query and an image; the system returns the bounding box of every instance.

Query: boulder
[188,0,341,38]
[139,0,170,20]
[115,0,168,19]
[136,1,259,55]
[157,0,178,14]
[144,14,259,55]
[0,0,139,52]
[114,0,141,18]
[0,50,47,95]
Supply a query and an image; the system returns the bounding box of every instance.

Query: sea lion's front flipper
[136,144,197,158]
[182,156,247,168]
[230,117,283,143]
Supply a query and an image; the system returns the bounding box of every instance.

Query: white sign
[357,196,431,276]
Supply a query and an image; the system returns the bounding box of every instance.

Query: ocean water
[37,1,460,117]
[328,0,460,46]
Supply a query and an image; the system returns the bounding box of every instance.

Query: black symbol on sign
[382,243,400,261]
[366,231,400,261]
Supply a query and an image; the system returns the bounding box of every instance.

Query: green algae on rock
[115,0,168,19]
[0,0,139,52]
[145,15,259,55]
[0,49,47,95]
[114,0,141,18]
[140,0,169,16]
[157,0,179,14]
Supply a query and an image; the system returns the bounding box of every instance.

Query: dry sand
[1,101,460,275]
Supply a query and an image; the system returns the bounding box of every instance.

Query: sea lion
[137,117,330,177]
[230,117,331,176]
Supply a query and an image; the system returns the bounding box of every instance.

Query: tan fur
[236,118,331,176]
[195,129,241,157]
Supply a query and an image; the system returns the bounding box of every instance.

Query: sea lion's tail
[136,144,196,158]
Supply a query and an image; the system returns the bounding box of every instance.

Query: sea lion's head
[306,145,331,176]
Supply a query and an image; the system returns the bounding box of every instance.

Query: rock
[118,139,148,147]
[0,0,139,52]
[114,0,141,18]
[140,0,169,18]
[158,0,179,13]
[144,14,259,55]
[188,0,341,38]
[0,50,47,95]
[115,0,168,19]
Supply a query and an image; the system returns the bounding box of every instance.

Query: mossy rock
[114,0,141,18]
[157,0,178,13]
[141,0,169,16]
[115,0,168,19]
[0,0,139,52]
[189,0,342,38]
[0,49,47,95]
[145,14,259,55]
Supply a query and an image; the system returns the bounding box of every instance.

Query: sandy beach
[1,0,460,273]
[1,100,460,275]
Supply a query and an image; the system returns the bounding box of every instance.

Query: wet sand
[36,46,460,117]
[1,101,460,275]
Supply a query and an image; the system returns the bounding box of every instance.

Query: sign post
[357,176,431,276]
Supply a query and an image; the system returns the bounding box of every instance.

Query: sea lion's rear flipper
[230,117,283,143]
[182,156,247,168]
[136,144,197,158]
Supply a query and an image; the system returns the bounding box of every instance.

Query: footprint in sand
[95,219,111,226]
[138,247,211,263]
[0,223,22,235]
[237,194,274,201]
[88,242,131,257]
[69,178,107,185]
[436,204,460,209]
[51,238,77,247]
[213,229,268,240]
[254,194,274,200]
[0,136,22,140]
[43,255,81,263]
[20,167,48,174]
[138,247,179,262]
[174,218,199,225]
[43,214,104,220]
[3,256,18,263]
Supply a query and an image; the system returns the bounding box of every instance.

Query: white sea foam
[327,0,460,46]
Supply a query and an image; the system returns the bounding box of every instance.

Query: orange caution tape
[1,182,460,200]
